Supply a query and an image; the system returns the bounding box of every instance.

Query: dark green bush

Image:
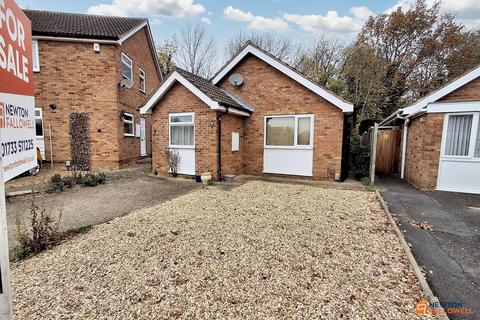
[83,172,107,187]
[47,173,64,193]
[350,136,371,179]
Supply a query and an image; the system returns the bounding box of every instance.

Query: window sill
[124,134,135,138]
[121,74,133,81]
[264,145,313,150]
[168,145,195,149]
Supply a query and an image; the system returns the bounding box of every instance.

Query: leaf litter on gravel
[12,181,426,319]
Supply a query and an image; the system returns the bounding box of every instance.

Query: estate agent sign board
[0,0,36,318]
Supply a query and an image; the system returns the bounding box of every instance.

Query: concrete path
[378,177,480,320]
[6,170,199,250]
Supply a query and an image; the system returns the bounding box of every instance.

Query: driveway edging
[376,191,449,320]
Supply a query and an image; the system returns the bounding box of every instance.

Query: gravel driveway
[12,181,424,319]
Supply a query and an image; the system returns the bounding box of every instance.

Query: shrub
[350,136,371,179]
[14,192,63,260]
[166,148,181,177]
[47,173,64,193]
[83,172,107,187]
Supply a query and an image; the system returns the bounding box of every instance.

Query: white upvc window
[35,108,43,137]
[121,53,133,80]
[139,68,146,93]
[264,114,314,149]
[32,40,40,72]
[169,113,195,148]
[442,112,480,158]
[123,112,135,137]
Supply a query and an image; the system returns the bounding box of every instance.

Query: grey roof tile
[24,10,146,40]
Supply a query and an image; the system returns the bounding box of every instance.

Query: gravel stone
[12,181,426,319]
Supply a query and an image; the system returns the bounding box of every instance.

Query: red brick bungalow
[380,65,480,194]
[141,42,354,181]
[26,10,161,170]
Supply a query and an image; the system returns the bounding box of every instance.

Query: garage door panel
[263,148,313,176]
[438,160,480,194]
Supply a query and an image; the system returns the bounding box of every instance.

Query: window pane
[171,125,194,146]
[445,115,473,156]
[266,117,294,146]
[122,62,132,80]
[297,117,311,145]
[35,119,43,136]
[475,120,480,158]
[123,113,133,122]
[124,122,134,135]
[171,115,193,123]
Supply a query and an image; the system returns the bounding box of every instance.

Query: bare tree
[224,32,302,65]
[296,35,346,87]
[175,23,217,78]
[156,35,178,78]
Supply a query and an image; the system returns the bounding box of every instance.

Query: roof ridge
[23,9,147,21]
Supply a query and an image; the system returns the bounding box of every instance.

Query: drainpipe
[216,111,223,181]
[400,118,410,179]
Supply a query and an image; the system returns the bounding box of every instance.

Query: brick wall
[220,114,245,176]
[117,28,161,167]
[440,76,480,101]
[405,113,444,190]
[151,83,218,179]
[218,55,344,180]
[34,27,160,170]
[34,40,120,169]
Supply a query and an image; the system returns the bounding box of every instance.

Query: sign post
[0,0,37,318]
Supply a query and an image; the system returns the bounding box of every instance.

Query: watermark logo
[416,300,475,316]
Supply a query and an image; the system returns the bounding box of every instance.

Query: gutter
[216,110,223,182]
[400,117,409,179]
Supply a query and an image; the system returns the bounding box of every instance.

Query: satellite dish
[120,79,134,89]
[228,73,244,86]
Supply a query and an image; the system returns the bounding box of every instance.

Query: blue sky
[18,0,480,49]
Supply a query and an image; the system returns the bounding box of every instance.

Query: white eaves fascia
[403,65,480,116]
[140,71,220,114]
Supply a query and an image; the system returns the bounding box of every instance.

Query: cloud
[223,6,290,32]
[350,6,374,20]
[87,0,205,18]
[283,10,368,34]
[201,16,212,25]
[387,0,480,28]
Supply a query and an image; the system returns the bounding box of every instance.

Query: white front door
[169,112,195,175]
[140,117,147,156]
[438,112,480,194]
[263,114,314,176]
[35,108,45,158]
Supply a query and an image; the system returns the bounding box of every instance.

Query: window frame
[169,112,195,148]
[32,40,40,72]
[139,68,146,93]
[123,112,135,137]
[121,53,133,81]
[441,112,480,159]
[264,114,314,150]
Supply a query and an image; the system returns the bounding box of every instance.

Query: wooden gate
[375,129,401,175]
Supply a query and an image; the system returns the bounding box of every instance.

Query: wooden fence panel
[375,129,401,175]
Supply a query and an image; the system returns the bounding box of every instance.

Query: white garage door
[438,112,480,194]
[263,114,314,176]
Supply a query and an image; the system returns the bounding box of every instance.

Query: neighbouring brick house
[380,65,480,194]
[141,42,354,181]
[25,10,161,170]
